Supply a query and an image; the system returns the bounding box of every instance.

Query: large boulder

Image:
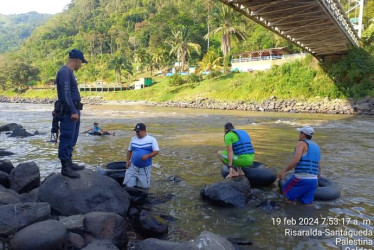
[200,177,250,208]
[137,231,235,250]
[9,162,40,193]
[38,169,130,216]
[0,202,51,235]
[84,212,128,248]
[0,160,14,174]
[11,220,67,250]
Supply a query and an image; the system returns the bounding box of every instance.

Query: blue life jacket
[93,126,100,133]
[230,130,255,155]
[295,140,320,175]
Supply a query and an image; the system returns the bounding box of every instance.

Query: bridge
[217,0,360,59]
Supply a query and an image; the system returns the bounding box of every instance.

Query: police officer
[55,49,87,178]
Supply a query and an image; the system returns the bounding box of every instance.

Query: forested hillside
[0,12,51,53]
[1,0,299,83]
[0,0,373,99]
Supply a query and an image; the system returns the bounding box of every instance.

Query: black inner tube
[221,162,277,187]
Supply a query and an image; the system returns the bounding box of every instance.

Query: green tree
[6,59,40,92]
[108,53,133,84]
[166,25,201,72]
[205,5,246,71]
[198,49,222,72]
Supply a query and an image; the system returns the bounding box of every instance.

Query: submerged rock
[0,149,14,157]
[136,210,168,237]
[9,126,34,137]
[0,123,19,132]
[137,231,235,250]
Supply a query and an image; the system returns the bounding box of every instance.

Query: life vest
[295,140,320,175]
[93,126,101,133]
[230,130,255,155]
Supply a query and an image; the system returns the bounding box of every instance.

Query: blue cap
[133,123,146,131]
[69,49,88,63]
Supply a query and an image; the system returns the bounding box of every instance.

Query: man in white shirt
[123,123,159,189]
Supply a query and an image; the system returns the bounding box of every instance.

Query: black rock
[201,177,250,208]
[136,210,168,237]
[11,220,67,250]
[9,162,40,193]
[0,160,14,174]
[0,202,51,235]
[38,169,130,216]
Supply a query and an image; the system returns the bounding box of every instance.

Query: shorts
[123,163,151,189]
[282,175,318,204]
[220,151,254,167]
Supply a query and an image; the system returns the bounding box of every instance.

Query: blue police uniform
[56,65,81,162]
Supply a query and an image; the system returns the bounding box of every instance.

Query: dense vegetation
[0,12,51,53]
[0,0,373,100]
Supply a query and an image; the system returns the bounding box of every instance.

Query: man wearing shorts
[123,123,159,189]
[278,126,321,204]
[217,122,255,178]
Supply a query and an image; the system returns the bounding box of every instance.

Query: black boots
[61,160,80,178]
[71,162,85,170]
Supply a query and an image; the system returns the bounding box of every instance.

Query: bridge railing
[232,53,308,63]
[318,0,359,46]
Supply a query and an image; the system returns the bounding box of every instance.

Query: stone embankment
[1,95,373,115]
[152,96,374,115]
[0,96,104,105]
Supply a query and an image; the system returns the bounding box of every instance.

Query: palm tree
[152,48,167,70]
[109,53,132,84]
[198,50,223,73]
[204,5,247,71]
[166,25,201,72]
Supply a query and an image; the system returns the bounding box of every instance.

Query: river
[0,102,373,249]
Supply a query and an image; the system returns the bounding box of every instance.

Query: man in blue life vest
[123,123,159,189]
[217,122,255,178]
[279,126,321,204]
[55,49,87,178]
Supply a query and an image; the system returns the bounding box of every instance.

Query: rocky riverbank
[1,95,373,115]
[150,96,374,115]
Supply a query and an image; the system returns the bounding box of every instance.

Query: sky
[0,0,72,15]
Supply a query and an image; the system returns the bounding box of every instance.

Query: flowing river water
[0,102,373,249]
